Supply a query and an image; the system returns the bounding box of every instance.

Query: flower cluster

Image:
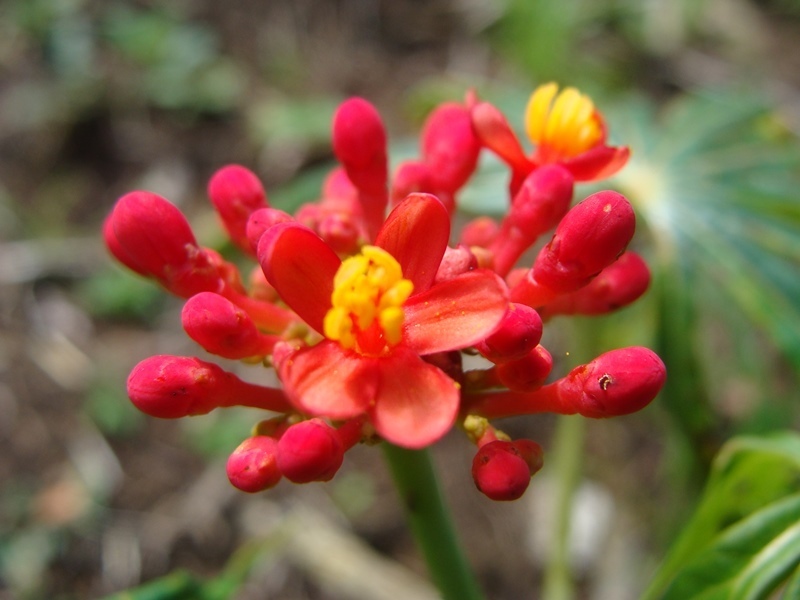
[105,83,665,501]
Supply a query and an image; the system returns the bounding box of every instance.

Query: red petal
[403,270,508,355]
[279,341,378,419]
[562,145,630,182]
[471,101,534,172]
[257,223,341,334]
[375,193,450,292]
[369,348,460,448]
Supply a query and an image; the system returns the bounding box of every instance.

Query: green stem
[542,415,586,600]
[382,443,485,600]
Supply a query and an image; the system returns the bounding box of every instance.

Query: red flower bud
[181,292,277,359]
[472,439,542,501]
[126,355,290,418]
[421,103,481,194]
[318,212,361,254]
[245,207,293,254]
[107,191,224,297]
[226,436,282,493]
[476,304,543,363]
[332,97,387,195]
[557,347,666,418]
[533,190,636,293]
[207,165,268,254]
[277,419,345,483]
[490,165,575,276]
[435,244,478,283]
[332,97,388,240]
[539,251,651,318]
[495,344,553,392]
[460,216,499,248]
[391,161,433,206]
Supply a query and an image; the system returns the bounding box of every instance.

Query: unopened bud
[207,165,268,253]
[435,245,477,283]
[226,436,282,493]
[472,439,543,501]
[557,347,666,418]
[391,161,433,206]
[107,191,228,298]
[319,212,361,254]
[277,419,345,483]
[421,103,481,194]
[539,251,651,318]
[495,345,553,392]
[126,355,290,418]
[181,292,276,359]
[489,166,575,277]
[461,216,499,248]
[476,304,543,363]
[332,97,388,195]
[246,207,293,254]
[533,190,635,293]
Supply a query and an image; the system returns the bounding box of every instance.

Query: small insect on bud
[181,292,277,359]
[207,165,268,254]
[472,439,544,501]
[277,419,346,483]
[533,190,636,293]
[226,436,282,493]
[476,303,543,363]
[557,347,667,418]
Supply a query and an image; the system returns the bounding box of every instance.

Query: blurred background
[1,0,798,599]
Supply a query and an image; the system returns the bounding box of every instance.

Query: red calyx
[226,436,282,493]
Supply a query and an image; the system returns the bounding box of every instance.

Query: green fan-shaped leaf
[643,431,800,599]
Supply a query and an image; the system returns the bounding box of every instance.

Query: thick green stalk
[382,443,485,600]
[542,415,586,600]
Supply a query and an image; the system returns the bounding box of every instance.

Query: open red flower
[471,82,630,194]
[258,193,508,449]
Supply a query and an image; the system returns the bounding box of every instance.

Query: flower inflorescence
[105,83,666,501]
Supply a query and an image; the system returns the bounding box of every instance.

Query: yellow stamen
[324,246,413,354]
[524,82,603,160]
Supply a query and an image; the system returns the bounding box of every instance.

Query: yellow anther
[324,246,413,354]
[525,82,603,159]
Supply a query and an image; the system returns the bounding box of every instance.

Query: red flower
[471,82,630,194]
[258,193,508,449]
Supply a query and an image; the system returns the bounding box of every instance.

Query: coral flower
[258,193,508,449]
[471,82,630,193]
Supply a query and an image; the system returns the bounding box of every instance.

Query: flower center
[525,82,603,161]
[323,245,414,355]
